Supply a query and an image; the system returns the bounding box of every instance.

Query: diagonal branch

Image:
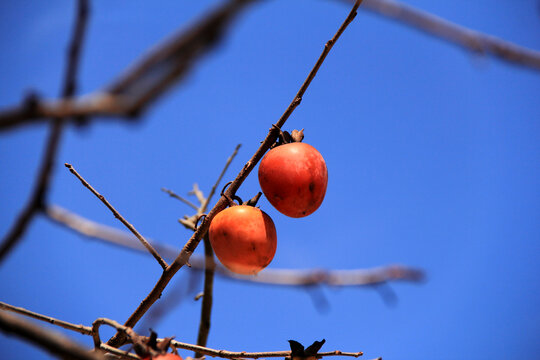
[0,0,90,264]
[359,0,540,70]
[107,0,363,348]
[65,163,168,270]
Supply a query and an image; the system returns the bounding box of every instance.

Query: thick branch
[0,0,89,264]
[65,163,168,270]
[107,1,362,348]
[0,311,103,360]
[360,0,540,70]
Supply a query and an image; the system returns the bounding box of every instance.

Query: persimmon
[209,205,277,275]
[258,142,328,218]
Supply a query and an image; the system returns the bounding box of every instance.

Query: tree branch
[0,0,90,264]
[107,1,363,348]
[65,163,168,270]
[0,301,92,336]
[0,0,254,132]
[359,0,540,70]
[195,233,215,357]
[44,203,424,287]
[0,310,104,360]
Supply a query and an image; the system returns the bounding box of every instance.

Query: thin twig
[0,305,362,360]
[44,203,424,287]
[170,340,363,359]
[65,163,168,270]
[107,1,362,347]
[0,0,89,263]
[360,0,540,70]
[161,188,200,211]
[0,301,92,335]
[200,143,242,212]
[99,344,140,359]
[0,311,104,360]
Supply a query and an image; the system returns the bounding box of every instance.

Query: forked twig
[65,163,168,270]
[107,1,363,347]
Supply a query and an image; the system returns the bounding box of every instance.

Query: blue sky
[1,1,539,359]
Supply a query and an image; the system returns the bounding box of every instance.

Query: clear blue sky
[1,1,539,359]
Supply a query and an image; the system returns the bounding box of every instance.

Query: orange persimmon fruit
[209,205,277,275]
[258,142,328,218]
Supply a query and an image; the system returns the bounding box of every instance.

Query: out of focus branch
[0,0,254,132]
[0,311,103,360]
[359,0,540,70]
[44,204,424,287]
[0,0,90,264]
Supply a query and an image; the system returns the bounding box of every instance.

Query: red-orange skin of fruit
[144,354,183,360]
[258,142,328,218]
[209,205,277,275]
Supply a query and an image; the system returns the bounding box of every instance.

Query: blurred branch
[44,203,424,286]
[0,0,89,264]
[65,163,168,270]
[359,0,540,70]
[0,310,104,360]
[0,0,254,132]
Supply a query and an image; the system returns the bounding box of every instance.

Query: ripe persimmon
[258,142,328,218]
[209,205,277,275]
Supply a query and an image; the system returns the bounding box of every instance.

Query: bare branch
[0,303,362,360]
[0,301,92,336]
[0,0,254,132]
[0,310,104,360]
[108,2,362,346]
[359,0,540,70]
[195,233,215,356]
[96,318,363,359]
[201,143,242,213]
[161,188,200,211]
[44,203,424,287]
[170,339,363,359]
[65,163,168,270]
[0,0,89,263]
